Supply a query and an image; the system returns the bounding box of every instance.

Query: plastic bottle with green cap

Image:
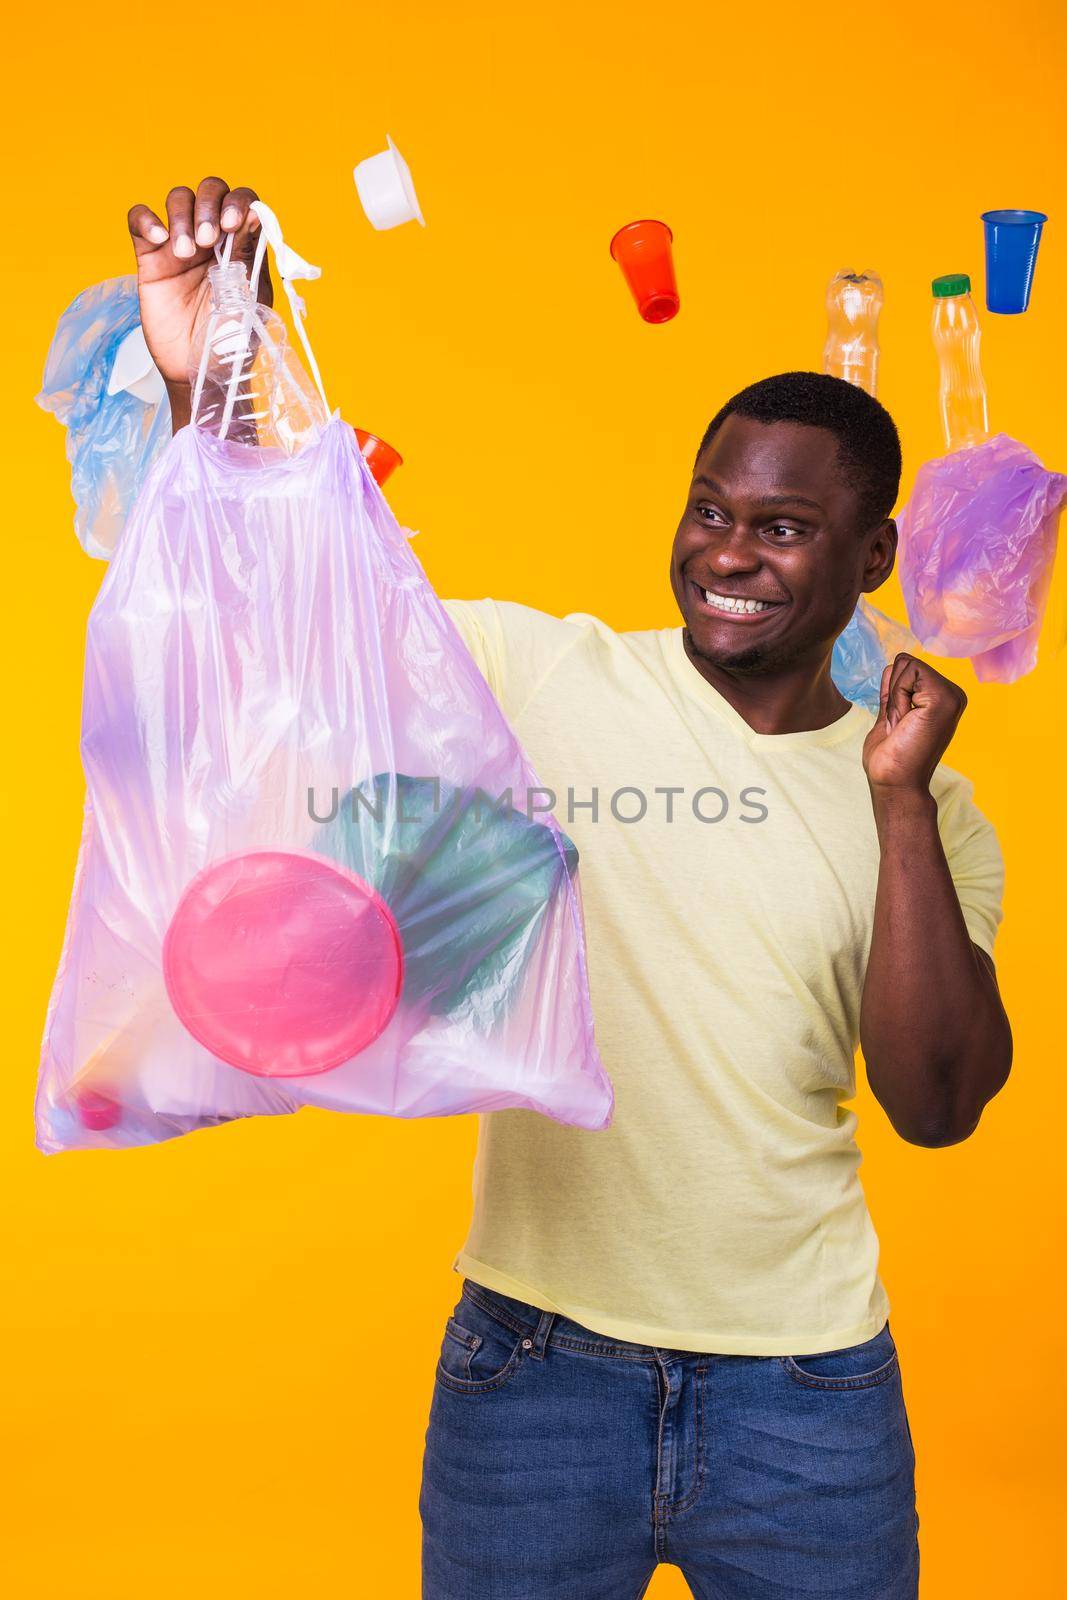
[931,273,989,451]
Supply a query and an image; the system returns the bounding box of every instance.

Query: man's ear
[860,517,898,593]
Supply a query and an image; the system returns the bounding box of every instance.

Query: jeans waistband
[461,1278,672,1361]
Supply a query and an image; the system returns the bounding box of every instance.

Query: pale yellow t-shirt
[442,600,1005,1356]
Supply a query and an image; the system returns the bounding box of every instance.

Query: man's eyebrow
[692,475,824,513]
[753,492,824,512]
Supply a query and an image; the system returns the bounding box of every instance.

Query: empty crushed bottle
[189,217,328,452]
[823,270,883,397]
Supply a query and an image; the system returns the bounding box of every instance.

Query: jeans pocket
[780,1323,900,1391]
[434,1306,528,1396]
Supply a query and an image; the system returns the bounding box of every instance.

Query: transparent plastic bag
[898,434,1067,683]
[36,276,172,559]
[36,205,613,1152]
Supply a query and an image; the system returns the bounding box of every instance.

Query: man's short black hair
[696,371,902,530]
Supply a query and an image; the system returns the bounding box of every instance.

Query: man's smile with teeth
[694,582,782,616]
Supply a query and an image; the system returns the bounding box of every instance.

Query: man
[130,181,1012,1600]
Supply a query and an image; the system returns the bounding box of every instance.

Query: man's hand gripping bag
[36,207,613,1151]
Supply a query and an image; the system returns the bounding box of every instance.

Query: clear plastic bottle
[823,270,883,396]
[931,274,989,452]
[188,258,325,451]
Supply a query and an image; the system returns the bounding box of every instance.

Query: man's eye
[766,524,803,540]
[696,506,725,523]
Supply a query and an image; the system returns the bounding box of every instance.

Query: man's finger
[127,203,169,255]
[877,662,893,725]
[219,186,260,235]
[193,175,229,249]
[165,185,197,260]
[885,653,921,731]
[219,188,272,303]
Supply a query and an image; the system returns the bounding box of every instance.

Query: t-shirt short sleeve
[932,764,1005,959]
[442,599,588,724]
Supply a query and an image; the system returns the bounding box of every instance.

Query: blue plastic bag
[37,276,171,560]
[831,597,916,713]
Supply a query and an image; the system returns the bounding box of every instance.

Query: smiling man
[428,376,1013,1600]
[129,187,1012,1600]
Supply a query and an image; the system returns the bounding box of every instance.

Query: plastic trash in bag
[899,435,1067,682]
[898,275,1067,683]
[36,276,172,559]
[36,202,613,1152]
[313,773,580,1018]
[38,265,408,549]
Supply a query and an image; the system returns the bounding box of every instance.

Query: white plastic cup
[353,136,425,231]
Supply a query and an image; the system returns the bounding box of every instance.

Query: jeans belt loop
[529,1309,556,1360]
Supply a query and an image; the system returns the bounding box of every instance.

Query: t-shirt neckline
[665,628,870,751]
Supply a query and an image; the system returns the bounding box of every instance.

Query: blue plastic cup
[981,209,1048,314]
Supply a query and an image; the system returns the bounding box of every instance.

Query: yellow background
[4,2,1066,1594]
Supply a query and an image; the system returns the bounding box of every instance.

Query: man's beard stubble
[682,625,811,678]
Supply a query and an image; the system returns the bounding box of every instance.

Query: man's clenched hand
[126,176,272,427]
[862,652,967,795]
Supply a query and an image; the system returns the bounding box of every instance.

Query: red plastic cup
[610,220,679,324]
[71,1085,123,1131]
[355,428,404,487]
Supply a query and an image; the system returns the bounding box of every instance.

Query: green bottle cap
[932,273,971,298]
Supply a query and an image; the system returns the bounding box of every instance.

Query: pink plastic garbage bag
[898,434,1067,683]
[36,205,612,1152]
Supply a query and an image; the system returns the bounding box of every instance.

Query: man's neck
[681,630,853,736]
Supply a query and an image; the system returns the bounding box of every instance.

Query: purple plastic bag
[37,284,612,1149]
[898,433,1067,683]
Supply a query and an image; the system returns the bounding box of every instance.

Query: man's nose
[706,527,761,574]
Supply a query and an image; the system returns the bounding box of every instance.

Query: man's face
[670,414,896,674]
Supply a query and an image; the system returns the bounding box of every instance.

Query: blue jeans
[421,1281,918,1599]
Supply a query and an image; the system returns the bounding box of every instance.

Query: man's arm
[859,654,1012,1147]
